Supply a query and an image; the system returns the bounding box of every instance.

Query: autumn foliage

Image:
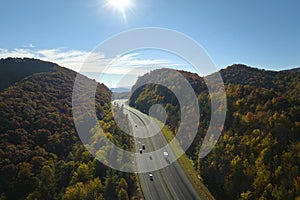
[129,65,300,199]
[0,58,137,200]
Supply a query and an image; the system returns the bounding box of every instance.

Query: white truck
[163,151,169,160]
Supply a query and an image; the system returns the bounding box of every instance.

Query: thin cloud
[0,48,186,76]
[0,48,91,71]
[0,48,36,58]
[21,43,35,48]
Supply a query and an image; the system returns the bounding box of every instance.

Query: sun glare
[106,0,132,20]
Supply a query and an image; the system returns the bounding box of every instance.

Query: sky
[1,0,300,87]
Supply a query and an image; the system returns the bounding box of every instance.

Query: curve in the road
[125,103,201,200]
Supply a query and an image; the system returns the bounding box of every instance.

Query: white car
[163,151,169,159]
[149,173,153,181]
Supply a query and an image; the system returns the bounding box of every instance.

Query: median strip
[153,119,215,200]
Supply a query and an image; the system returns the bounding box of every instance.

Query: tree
[14,163,38,199]
[104,178,116,200]
[85,178,103,200]
[63,182,86,200]
[118,188,129,200]
[38,165,56,200]
[62,178,104,200]
[71,163,91,184]
[117,178,128,191]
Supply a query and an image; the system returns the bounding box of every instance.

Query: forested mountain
[218,64,300,97]
[0,58,56,92]
[0,58,138,200]
[129,65,300,199]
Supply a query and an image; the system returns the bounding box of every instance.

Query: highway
[115,99,201,200]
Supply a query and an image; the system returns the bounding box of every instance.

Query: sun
[105,0,132,20]
[108,0,131,11]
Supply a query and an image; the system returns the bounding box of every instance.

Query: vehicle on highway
[142,144,145,150]
[149,154,152,160]
[163,151,169,160]
[149,173,153,181]
[139,149,143,154]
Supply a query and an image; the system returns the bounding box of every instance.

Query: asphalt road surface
[114,99,201,200]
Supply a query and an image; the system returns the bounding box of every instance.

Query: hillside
[129,65,300,199]
[0,57,56,92]
[0,58,137,200]
[218,64,300,97]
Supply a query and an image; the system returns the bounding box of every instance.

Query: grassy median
[154,119,215,200]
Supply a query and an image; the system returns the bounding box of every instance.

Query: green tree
[13,163,38,199]
[38,165,56,199]
[85,178,103,200]
[63,182,86,200]
[71,163,91,184]
[117,178,128,191]
[118,188,129,200]
[104,178,116,200]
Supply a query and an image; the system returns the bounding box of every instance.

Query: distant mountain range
[110,86,131,93]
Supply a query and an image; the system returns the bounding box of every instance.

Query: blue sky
[1,0,300,87]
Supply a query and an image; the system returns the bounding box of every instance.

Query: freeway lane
[114,99,201,200]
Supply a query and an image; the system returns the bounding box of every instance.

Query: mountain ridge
[128,64,300,200]
[0,58,138,200]
[0,57,59,92]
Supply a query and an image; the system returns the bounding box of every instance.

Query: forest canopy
[0,58,138,200]
[129,65,300,200]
